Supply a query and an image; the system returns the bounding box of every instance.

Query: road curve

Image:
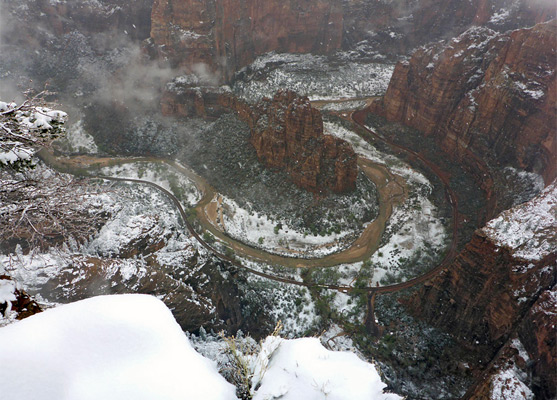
[38,103,462,295]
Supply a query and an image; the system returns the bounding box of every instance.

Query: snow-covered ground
[490,366,534,400]
[251,336,402,400]
[55,119,99,154]
[190,325,401,400]
[326,121,449,284]
[232,52,394,102]
[0,294,401,400]
[99,161,201,207]
[482,180,556,261]
[219,195,355,258]
[0,172,205,301]
[243,268,317,337]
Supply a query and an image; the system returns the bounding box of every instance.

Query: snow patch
[252,337,402,400]
[482,181,556,261]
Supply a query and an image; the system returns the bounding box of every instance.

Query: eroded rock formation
[149,0,342,80]
[161,86,358,194]
[369,21,557,184]
[249,90,357,194]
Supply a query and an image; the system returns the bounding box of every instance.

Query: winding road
[38,102,461,295]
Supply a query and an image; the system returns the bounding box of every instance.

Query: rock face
[342,0,555,56]
[5,0,153,44]
[149,0,342,81]
[148,0,556,81]
[369,21,557,184]
[0,275,42,321]
[406,182,557,397]
[162,87,358,193]
[250,91,358,194]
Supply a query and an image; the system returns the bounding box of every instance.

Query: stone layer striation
[369,21,557,184]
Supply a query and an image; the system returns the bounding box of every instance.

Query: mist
[0,0,200,157]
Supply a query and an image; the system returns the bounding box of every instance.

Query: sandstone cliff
[369,21,557,184]
[162,86,358,194]
[343,0,555,55]
[249,90,358,194]
[407,181,556,398]
[149,0,342,81]
[148,0,556,81]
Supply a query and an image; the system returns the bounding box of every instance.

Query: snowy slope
[0,294,238,400]
[482,180,556,261]
[252,336,402,400]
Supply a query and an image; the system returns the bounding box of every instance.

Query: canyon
[0,0,556,398]
[364,20,556,399]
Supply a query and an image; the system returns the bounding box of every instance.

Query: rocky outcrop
[463,286,556,400]
[0,275,42,320]
[249,90,357,194]
[516,287,557,399]
[369,21,557,184]
[162,86,358,193]
[406,182,556,397]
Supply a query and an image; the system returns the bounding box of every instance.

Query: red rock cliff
[406,181,557,397]
[161,86,357,193]
[249,90,357,194]
[369,21,557,184]
[149,0,556,81]
[150,0,342,81]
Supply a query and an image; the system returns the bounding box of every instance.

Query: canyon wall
[369,21,557,184]
[4,0,154,44]
[343,0,555,54]
[407,182,556,398]
[148,0,556,81]
[149,0,343,80]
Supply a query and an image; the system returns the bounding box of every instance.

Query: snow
[0,142,34,164]
[0,294,238,400]
[252,337,402,400]
[490,367,534,400]
[514,80,545,100]
[56,119,99,154]
[0,99,67,167]
[219,195,352,257]
[482,181,556,261]
[0,279,16,316]
[489,9,511,24]
[20,106,67,130]
[190,329,399,400]
[233,52,394,102]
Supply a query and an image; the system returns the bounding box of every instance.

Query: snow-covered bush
[0,92,67,171]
